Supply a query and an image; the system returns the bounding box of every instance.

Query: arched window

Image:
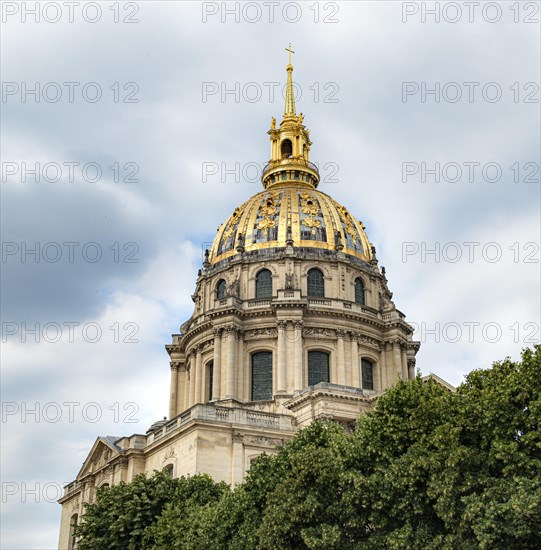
[255,269,272,298]
[165,464,174,477]
[361,359,374,390]
[281,139,293,158]
[308,351,330,386]
[307,268,324,297]
[216,279,226,300]
[68,514,78,550]
[251,351,272,401]
[207,361,214,401]
[355,277,365,305]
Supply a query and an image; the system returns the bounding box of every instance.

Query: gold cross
[285,43,295,65]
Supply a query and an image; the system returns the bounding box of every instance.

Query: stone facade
[58,57,421,549]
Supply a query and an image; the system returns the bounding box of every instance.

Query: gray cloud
[1,2,539,548]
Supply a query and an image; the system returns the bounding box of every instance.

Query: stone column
[184,363,190,409]
[293,321,303,390]
[276,321,287,394]
[350,334,360,387]
[200,355,208,404]
[231,432,244,486]
[380,344,388,390]
[176,366,186,412]
[408,357,416,380]
[392,341,402,383]
[212,329,222,400]
[194,347,202,405]
[401,346,408,381]
[189,352,196,407]
[286,322,295,393]
[236,334,244,399]
[336,330,346,385]
[225,327,237,399]
[169,363,179,419]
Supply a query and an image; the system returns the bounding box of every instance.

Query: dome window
[361,359,374,390]
[281,139,293,158]
[255,269,272,299]
[251,351,273,401]
[307,268,325,297]
[308,350,330,386]
[355,278,365,305]
[216,279,226,300]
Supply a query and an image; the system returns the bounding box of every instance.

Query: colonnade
[168,325,416,418]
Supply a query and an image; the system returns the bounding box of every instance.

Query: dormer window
[255,269,272,299]
[307,268,325,297]
[355,278,365,305]
[216,279,226,300]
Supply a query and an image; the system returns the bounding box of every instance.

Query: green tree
[75,347,541,550]
[203,420,351,550]
[429,345,541,549]
[343,345,541,549]
[75,470,227,550]
[144,474,228,549]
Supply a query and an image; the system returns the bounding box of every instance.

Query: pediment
[77,436,122,479]
[422,373,456,392]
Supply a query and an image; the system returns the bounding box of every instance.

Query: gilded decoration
[256,191,280,235]
[299,191,322,234]
[207,48,372,264]
[222,206,243,242]
[209,187,372,264]
[336,204,359,245]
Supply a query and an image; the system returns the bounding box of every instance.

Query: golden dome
[209,184,373,264]
[209,47,373,266]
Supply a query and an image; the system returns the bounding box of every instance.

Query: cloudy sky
[1,1,540,547]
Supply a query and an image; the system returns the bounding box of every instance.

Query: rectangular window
[256,269,272,298]
[361,359,374,390]
[251,352,273,401]
[308,351,330,386]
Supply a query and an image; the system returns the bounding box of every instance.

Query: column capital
[225,325,239,336]
[391,339,403,349]
[170,362,181,371]
[336,329,346,339]
[232,432,244,443]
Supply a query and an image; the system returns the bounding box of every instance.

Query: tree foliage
[75,471,227,550]
[75,346,541,549]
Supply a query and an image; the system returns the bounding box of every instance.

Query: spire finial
[284,43,296,116]
[261,46,320,190]
[286,43,294,65]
